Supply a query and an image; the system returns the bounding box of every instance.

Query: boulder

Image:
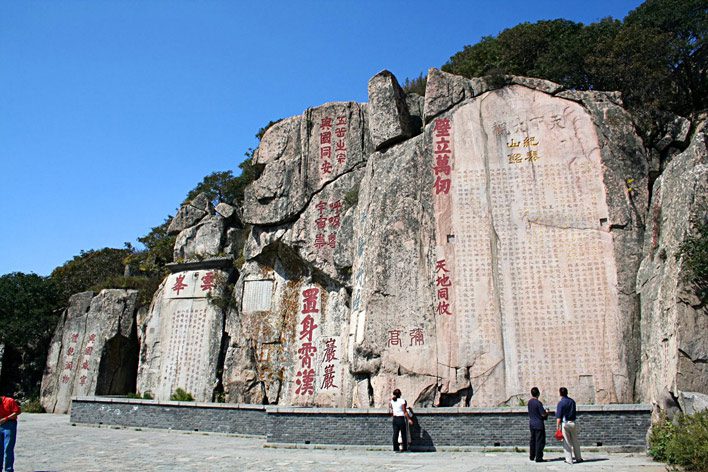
[173,215,225,261]
[367,70,414,150]
[167,193,213,235]
[215,202,236,219]
[655,112,692,152]
[423,68,478,120]
[40,290,140,413]
[678,391,708,416]
[136,268,231,402]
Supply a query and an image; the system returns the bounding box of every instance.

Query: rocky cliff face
[218,68,651,408]
[42,69,706,413]
[637,126,708,418]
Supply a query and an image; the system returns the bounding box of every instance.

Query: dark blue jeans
[0,421,17,472]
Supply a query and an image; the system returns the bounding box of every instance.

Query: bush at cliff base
[170,388,194,402]
[649,410,708,472]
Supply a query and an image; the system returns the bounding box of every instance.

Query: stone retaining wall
[71,398,650,450]
[70,397,267,435]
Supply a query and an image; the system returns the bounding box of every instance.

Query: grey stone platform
[17,413,666,471]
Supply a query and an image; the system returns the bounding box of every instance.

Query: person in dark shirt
[555,387,583,464]
[527,387,548,462]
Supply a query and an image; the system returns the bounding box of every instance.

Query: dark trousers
[529,428,546,461]
[392,416,408,451]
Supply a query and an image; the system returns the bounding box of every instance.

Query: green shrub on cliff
[170,388,194,402]
[677,220,708,302]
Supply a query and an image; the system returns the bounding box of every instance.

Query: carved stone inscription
[161,301,210,397]
[447,86,624,405]
[141,269,227,401]
[242,279,274,313]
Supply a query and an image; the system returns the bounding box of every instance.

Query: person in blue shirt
[527,387,548,462]
[556,387,583,464]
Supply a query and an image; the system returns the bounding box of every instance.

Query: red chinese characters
[435,259,454,316]
[320,337,338,390]
[313,200,342,251]
[172,274,188,295]
[295,287,320,396]
[200,271,216,292]
[387,327,425,347]
[433,118,452,195]
[319,115,348,176]
[79,332,97,386]
[334,115,348,164]
[320,116,333,175]
[387,329,402,347]
[61,332,80,384]
[409,327,425,346]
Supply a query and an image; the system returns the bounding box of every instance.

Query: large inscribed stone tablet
[435,86,625,405]
[137,269,227,401]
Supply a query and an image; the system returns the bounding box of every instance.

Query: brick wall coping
[265,404,651,415]
[72,397,650,415]
[71,396,266,411]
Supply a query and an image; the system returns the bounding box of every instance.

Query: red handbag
[555,429,564,441]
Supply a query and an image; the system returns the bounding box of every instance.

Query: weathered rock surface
[168,193,213,235]
[241,102,372,225]
[40,290,140,414]
[424,68,478,120]
[47,69,707,415]
[367,70,414,150]
[222,72,650,408]
[173,215,226,261]
[215,202,236,220]
[637,129,707,418]
[136,268,231,401]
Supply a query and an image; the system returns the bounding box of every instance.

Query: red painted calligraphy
[172,274,188,295]
[200,271,216,292]
[299,315,318,342]
[298,343,317,369]
[313,199,342,251]
[323,338,338,362]
[301,288,319,314]
[295,369,316,395]
[410,328,425,346]
[387,329,402,347]
[295,286,320,397]
[433,118,453,195]
[321,364,337,389]
[434,259,454,316]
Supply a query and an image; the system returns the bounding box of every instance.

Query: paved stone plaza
[17,414,664,471]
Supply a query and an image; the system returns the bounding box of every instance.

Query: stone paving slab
[16,414,665,472]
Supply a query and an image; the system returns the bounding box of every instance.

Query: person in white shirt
[388,388,413,452]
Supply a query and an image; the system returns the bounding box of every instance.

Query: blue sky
[0,0,644,276]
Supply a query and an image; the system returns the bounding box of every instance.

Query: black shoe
[536,459,546,462]
[575,459,584,463]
